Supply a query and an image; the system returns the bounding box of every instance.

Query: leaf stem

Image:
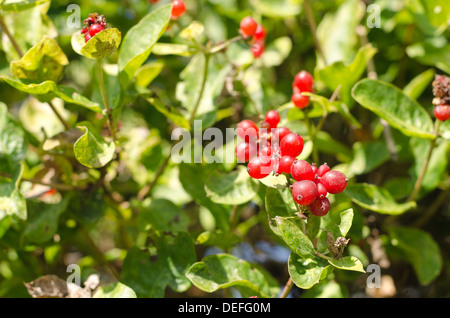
[97,59,117,142]
[279,277,294,298]
[188,51,211,124]
[48,100,71,131]
[407,120,441,202]
[0,15,24,58]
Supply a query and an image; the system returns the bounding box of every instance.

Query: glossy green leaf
[73,121,116,168]
[78,28,121,60]
[258,172,288,189]
[288,253,331,289]
[205,165,258,205]
[146,97,190,130]
[345,183,416,214]
[265,187,296,236]
[388,227,442,285]
[92,282,137,298]
[0,76,102,113]
[347,141,391,177]
[338,209,354,238]
[135,198,189,233]
[11,36,68,83]
[352,79,435,139]
[186,253,279,298]
[135,61,164,88]
[406,39,450,75]
[0,0,49,11]
[0,164,26,220]
[195,230,241,250]
[121,232,196,297]
[152,43,195,57]
[403,69,435,100]
[24,197,68,244]
[328,256,366,273]
[276,216,316,258]
[316,44,377,105]
[118,4,172,86]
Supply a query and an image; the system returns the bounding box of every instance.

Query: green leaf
[135,198,189,233]
[118,4,172,87]
[288,253,331,289]
[92,282,137,298]
[403,69,435,100]
[265,187,296,236]
[352,79,435,139]
[344,182,416,215]
[276,216,316,259]
[0,0,49,11]
[250,0,301,17]
[121,232,196,297]
[347,141,391,177]
[328,256,366,273]
[146,97,190,130]
[195,230,241,250]
[73,121,116,168]
[186,253,279,298]
[258,172,288,189]
[24,197,69,244]
[0,164,26,220]
[0,76,102,113]
[152,43,195,57]
[260,36,292,67]
[388,227,442,285]
[78,28,121,60]
[135,61,164,88]
[406,39,450,75]
[11,35,68,83]
[316,44,377,105]
[179,21,205,40]
[204,165,258,205]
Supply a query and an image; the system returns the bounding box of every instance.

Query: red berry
[320,171,347,194]
[251,42,265,58]
[84,32,92,42]
[89,23,104,37]
[171,0,186,19]
[280,133,304,158]
[293,70,314,93]
[253,24,266,41]
[311,163,317,175]
[247,156,273,179]
[271,127,290,145]
[236,142,257,163]
[259,145,272,157]
[291,160,315,181]
[291,92,310,109]
[277,156,295,174]
[309,197,330,217]
[317,182,328,199]
[317,163,330,177]
[434,104,450,121]
[292,180,318,206]
[265,110,280,129]
[237,120,259,142]
[240,16,258,37]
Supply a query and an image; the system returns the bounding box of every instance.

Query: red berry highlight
[291,92,310,109]
[293,70,314,93]
[237,119,259,142]
[247,156,273,179]
[171,0,186,19]
[236,142,257,163]
[317,163,330,177]
[251,41,265,58]
[292,180,318,206]
[320,171,347,194]
[240,16,258,37]
[309,197,331,217]
[265,110,280,129]
[280,133,304,158]
[291,160,315,181]
[434,104,450,121]
[277,156,295,174]
[253,24,266,41]
[89,23,104,37]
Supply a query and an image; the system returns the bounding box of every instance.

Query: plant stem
[48,100,71,131]
[188,51,210,124]
[279,277,294,298]
[407,120,442,202]
[0,15,24,58]
[136,153,171,200]
[303,109,319,164]
[303,0,327,66]
[97,59,117,142]
[210,35,243,54]
[0,171,84,191]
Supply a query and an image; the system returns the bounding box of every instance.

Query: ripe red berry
[309,197,330,217]
[320,171,347,194]
[259,145,272,157]
[253,24,266,41]
[434,104,450,121]
[171,0,186,19]
[292,180,318,206]
[280,133,304,158]
[271,127,290,145]
[84,32,92,43]
[235,142,257,163]
[317,163,330,177]
[291,160,315,181]
[265,110,280,129]
[251,42,265,58]
[240,16,258,37]
[247,156,273,179]
[317,182,328,199]
[293,70,314,93]
[276,156,295,174]
[311,163,317,175]
[89,23,104,37]
[291,92,310,109]
[237,119,259,142]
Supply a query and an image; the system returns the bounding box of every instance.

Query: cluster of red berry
[81,13,107,43]
[291,70,314,109]
[432,75,450,121]
[235,110,347,217]
[239,16,266,59]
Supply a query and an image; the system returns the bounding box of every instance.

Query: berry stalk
[97,59,117,142]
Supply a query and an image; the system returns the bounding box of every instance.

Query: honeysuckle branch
[97,59,117,142]
[210,35,243,54]
[407,120,442,202]
[279,277,294,298]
